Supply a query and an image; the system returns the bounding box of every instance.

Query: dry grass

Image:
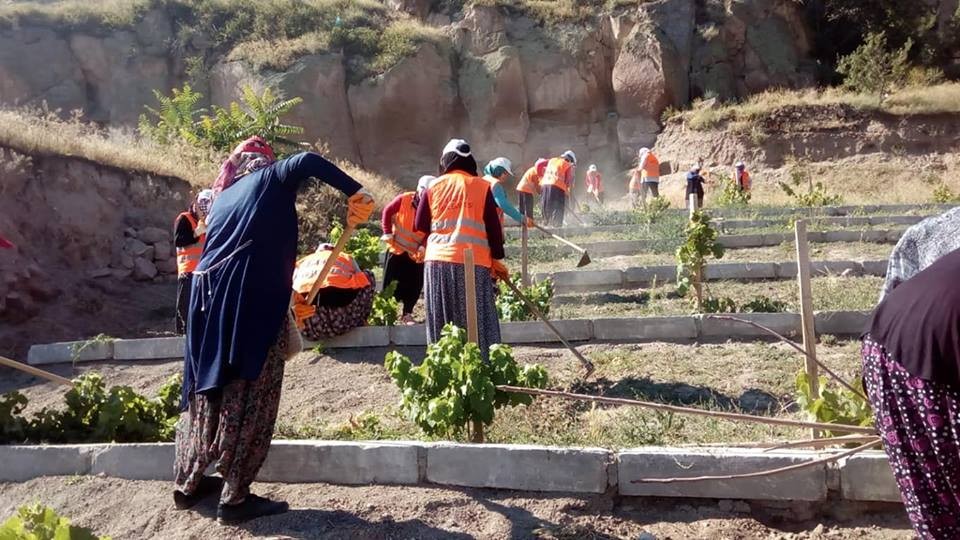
[0,107,216,186]
[684,83,960,131]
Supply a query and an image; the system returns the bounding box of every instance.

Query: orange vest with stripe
[641,153,660,179]
[387,192,426,256]
[540,157,572,193]
[175,212,205,275]
[738,170,752,191]
[516,166,541,194]
[292,250,370,292]
[424,171,492,268]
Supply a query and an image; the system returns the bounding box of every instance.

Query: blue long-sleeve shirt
[489,179,525,224]
[182,152,361,406]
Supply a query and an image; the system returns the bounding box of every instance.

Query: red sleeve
[381,195,403,234]
[483,189,505,260]
[414,191,432,234]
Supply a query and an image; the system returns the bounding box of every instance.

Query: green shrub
[701,296,737,314]
[778,159,843,207]
[676,211,724,310]
[1,503,109,540]
[496,275,553,322]
[140,84,303,153]
[368,280,401,326]
[933,183,958,203]
[714,175,751,208]
[740,296,789,313]
[385,324,548,442]
[0,373,181,444]
[328,221,381,271]
[837,32,912,105]
[795,370,873,438]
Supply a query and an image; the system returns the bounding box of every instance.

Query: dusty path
[0,477,913,539]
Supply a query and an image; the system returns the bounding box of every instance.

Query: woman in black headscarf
[414,139,509,359]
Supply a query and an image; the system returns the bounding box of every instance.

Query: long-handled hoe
[531,223,592,268]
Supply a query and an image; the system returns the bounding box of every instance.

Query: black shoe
[217,494,289,525]
[173,476,224,510]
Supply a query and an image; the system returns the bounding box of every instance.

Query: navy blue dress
[182,152,361,406]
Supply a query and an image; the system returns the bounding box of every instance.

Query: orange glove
[347,189,375,228]
[490,260,510,282]
[414,246,426,263]
[292,302,317,330]
[525,217,535,228]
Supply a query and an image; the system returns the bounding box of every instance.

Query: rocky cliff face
[0,0,815,185]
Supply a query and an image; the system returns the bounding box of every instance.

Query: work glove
[490,259,510,283]
[414,246,426,263]
[525,217,535,228]
[195,220,207,237]
[380,233,394,244]
[347,189,375,228]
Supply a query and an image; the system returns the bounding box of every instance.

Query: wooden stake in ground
[688,193,704,311]
[0,355,74,387]
[794,219,820,438]
[521,220,530,288]
[463,248,483,443]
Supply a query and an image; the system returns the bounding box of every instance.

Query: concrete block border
[0,442,895,503]
[25,311,873,365]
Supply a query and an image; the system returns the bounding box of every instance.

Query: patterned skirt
[424,260,501,361]
[300,271,376,341]
[862,335,960,540]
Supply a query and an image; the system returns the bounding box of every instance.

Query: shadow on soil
[460,488,620,540]
[575,376,786,415]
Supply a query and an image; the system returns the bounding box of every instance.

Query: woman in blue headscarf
[172,136,375,525]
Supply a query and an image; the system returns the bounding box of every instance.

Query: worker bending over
[381,176,431,325]
[291,243,375,340]
[415,139,509,360]
[540,150,577,228]
[174,189,213,334]
[585,164,603,206]
[483,157,533,226]
[516,158,547,219]
[174,136,374,525]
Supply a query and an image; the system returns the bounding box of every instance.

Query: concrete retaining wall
[25,311,874,364]
[544,259,887,293]
[0,442,895,503]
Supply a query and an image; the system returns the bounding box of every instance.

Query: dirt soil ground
[0,476,914,539]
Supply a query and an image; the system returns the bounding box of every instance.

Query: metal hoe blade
[577,251,591,268]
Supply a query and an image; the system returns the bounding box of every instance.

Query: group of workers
[628,146,752,210]
[167,134,761,524]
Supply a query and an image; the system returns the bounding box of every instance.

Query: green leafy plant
[368,280,401,327]
[384,324,548,442]
[837,31,912,106]
[676,211,724,311]
[496,275,554,322]
[328,221,381,271]
[637,196,671,224]
[933,183,959,203]
[795,370,873,438]
[141,84,303,153]
[1,503,109,540]
[740,296,789,313]
[715,175,751,208]
[778,159,842,207]
[0,373,181,444]
[701,296,737,314]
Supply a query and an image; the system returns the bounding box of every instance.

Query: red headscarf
[0,235,13,249]
[212,136,276,195]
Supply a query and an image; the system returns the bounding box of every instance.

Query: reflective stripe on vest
[388,192,426,256]
[175,212,205,275]
[540,158,572,192]
[424,171,493,268]
[292,250,370,293]
[516,166,541,194]
[642,153,660,179]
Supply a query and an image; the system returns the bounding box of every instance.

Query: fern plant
[138,84,204,145]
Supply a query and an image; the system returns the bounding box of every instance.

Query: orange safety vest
[540,157,573,193]
[387,192,426,257]
[292,250,370,293]
[175,212,205,275]
[641,153,660,179]
[424,170,492,268]
[516,166,541,195]
[737,170,752,191]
